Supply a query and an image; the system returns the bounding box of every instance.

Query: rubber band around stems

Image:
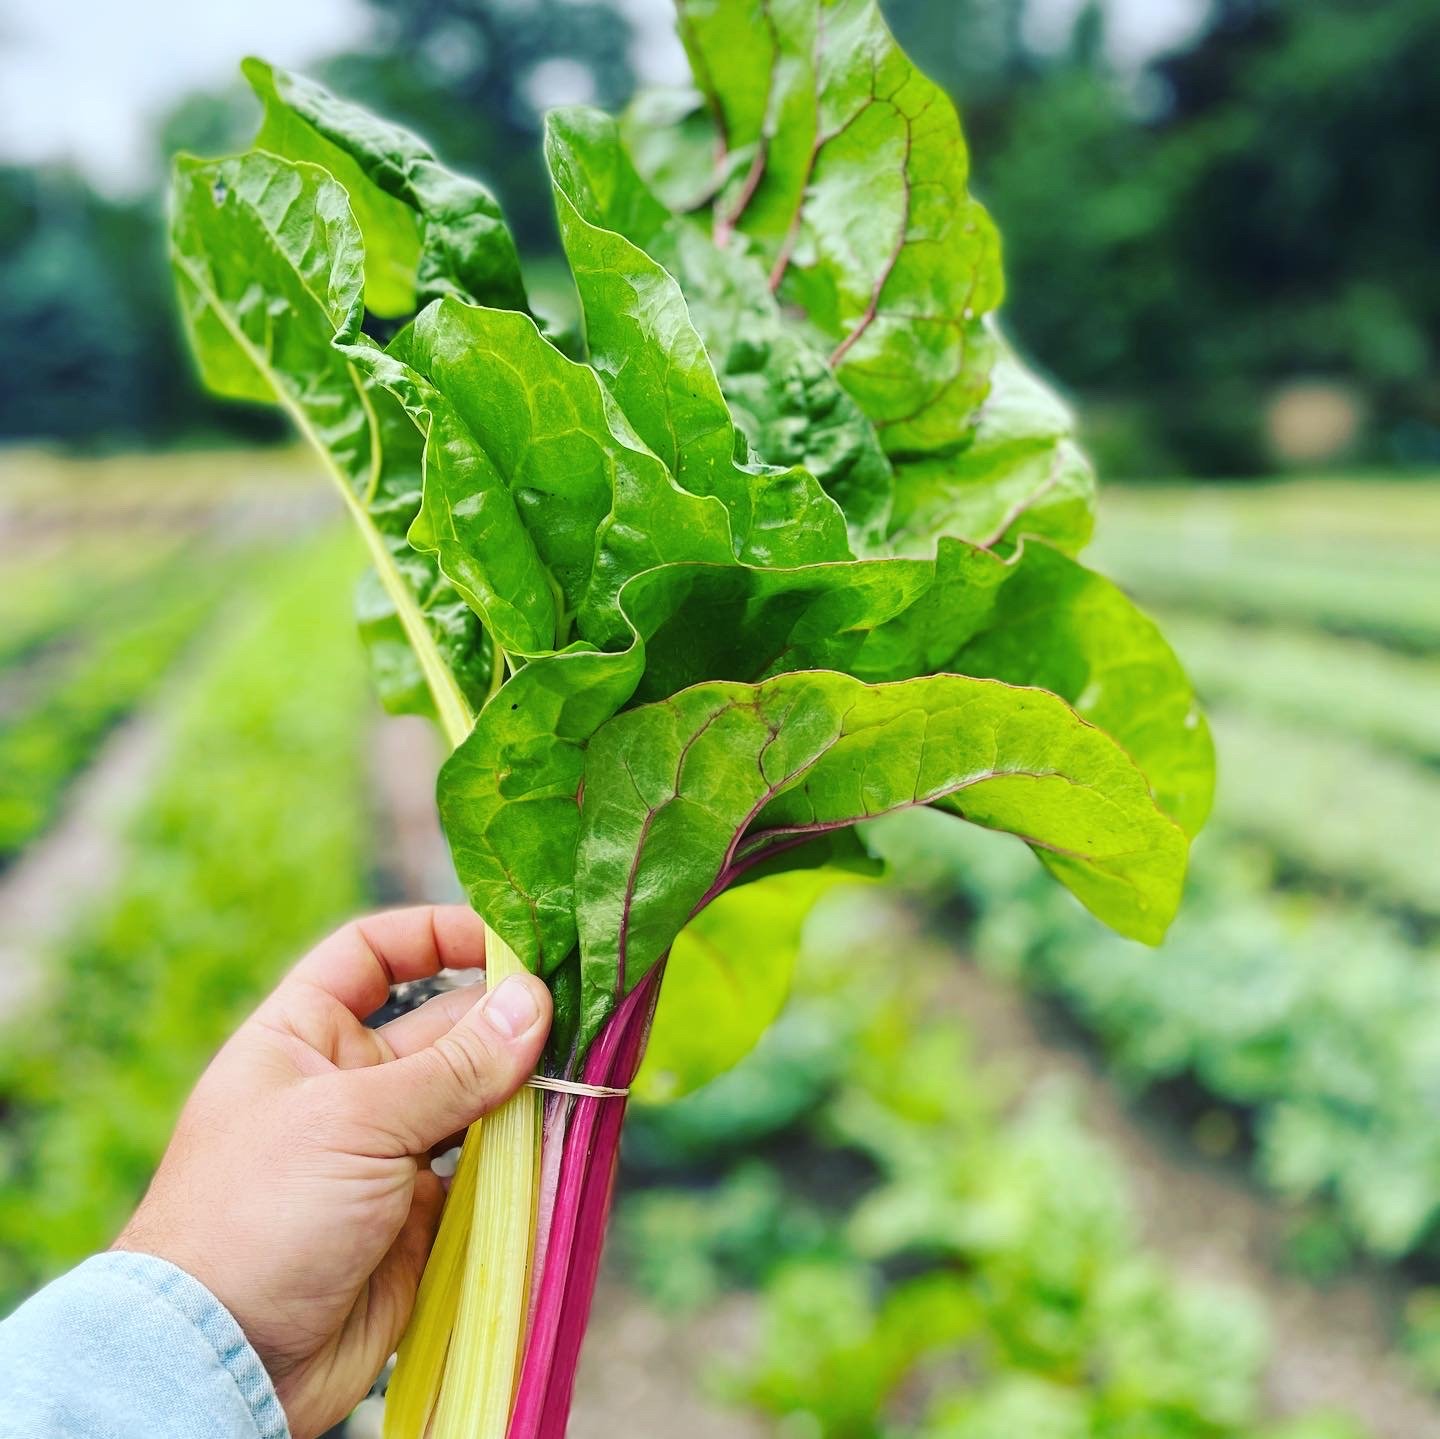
[525,1075,630,1099]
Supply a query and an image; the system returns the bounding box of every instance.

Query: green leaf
[674,0,1003,451]
[649,2,1096,556]
[573,669,1189,1042]
[354,555,493,722]
[543,103,895,551]
[439,533,1206,973]
[244,58,527,317]
[439,646,642,974]
[954,541,1215,836]
[886,345,1097,557]
[676,233,898,551]
[169,151,482,742]
[355,296,739,655]
[546,107,853,570]
[634,869,846,1102]
[619,87,727,213]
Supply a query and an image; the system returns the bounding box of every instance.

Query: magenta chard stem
[506,967,663,1439]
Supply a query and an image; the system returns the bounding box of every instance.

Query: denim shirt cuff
[104,1252,290,1439]
[0,1250,290,1439]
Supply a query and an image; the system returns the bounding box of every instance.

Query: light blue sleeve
[0,1251,289,1439]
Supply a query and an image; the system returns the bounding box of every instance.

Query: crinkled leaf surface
[675,0,1003,451]
[573,669,1188,1042]
[635,1,1094,556]
[245,58,527,316]
[170,151,485,738]
[357,296,739,655]
[353,387,494,718]
[885,345,1096,558]
[546,104,896,551]
[546,109,852,570]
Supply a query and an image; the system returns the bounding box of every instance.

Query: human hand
[113,905,551,1439]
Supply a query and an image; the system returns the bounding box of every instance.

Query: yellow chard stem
[428,926,541,1439]
[383,1129,482,1439]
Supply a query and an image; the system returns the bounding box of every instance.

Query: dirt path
[569,1277,761,1439]
[0,711,167,1016]
[901,904,1440,1439]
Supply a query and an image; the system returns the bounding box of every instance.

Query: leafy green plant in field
[1211,711,1440,923]
[621,942,1366,1439]
[0,533,370,1308]
[873,812,1440,1264]
[1091,520,1440,652]
[617,1163,835,1312]
[169,8,1210,1432]
[0,546,247,860]
[1157,612,1440,765]
[1100,482,1440,556]
[0,535,180,673]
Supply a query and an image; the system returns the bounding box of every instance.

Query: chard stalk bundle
[169,3,1214,1434]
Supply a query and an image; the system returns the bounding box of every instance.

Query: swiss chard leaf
[634,3,1095,557]
[169,150,486,739]
[885,346,1097,558]
[674,0,1003,451]
[437,534,1210,974]
[244,58,527,316]
[545,104,896,552]
[573,669,1188,1043]
[546,110,853,570]
[356,296,739,655]
[353,389,494,719]
[954,542,1214,838]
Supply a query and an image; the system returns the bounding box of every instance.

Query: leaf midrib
[174,247,474,748]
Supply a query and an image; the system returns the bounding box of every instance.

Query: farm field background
[0,450,1437,1438]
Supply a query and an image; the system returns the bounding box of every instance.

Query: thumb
[343,973,551,1155]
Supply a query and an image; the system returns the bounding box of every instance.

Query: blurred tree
[886,0,1440,474]
[322,0,636,252]
[0,166,276,446]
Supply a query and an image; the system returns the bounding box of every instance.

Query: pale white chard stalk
[384,928,540,1439]
[428,928,540,1439]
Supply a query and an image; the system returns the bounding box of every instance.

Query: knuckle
[430,1026,511,1106]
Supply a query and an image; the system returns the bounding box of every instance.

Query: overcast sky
[0,0,1206,195]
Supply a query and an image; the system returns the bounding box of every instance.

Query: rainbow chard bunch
[170,3,1213,1434]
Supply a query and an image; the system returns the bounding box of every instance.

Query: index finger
[281,904,489,1019]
